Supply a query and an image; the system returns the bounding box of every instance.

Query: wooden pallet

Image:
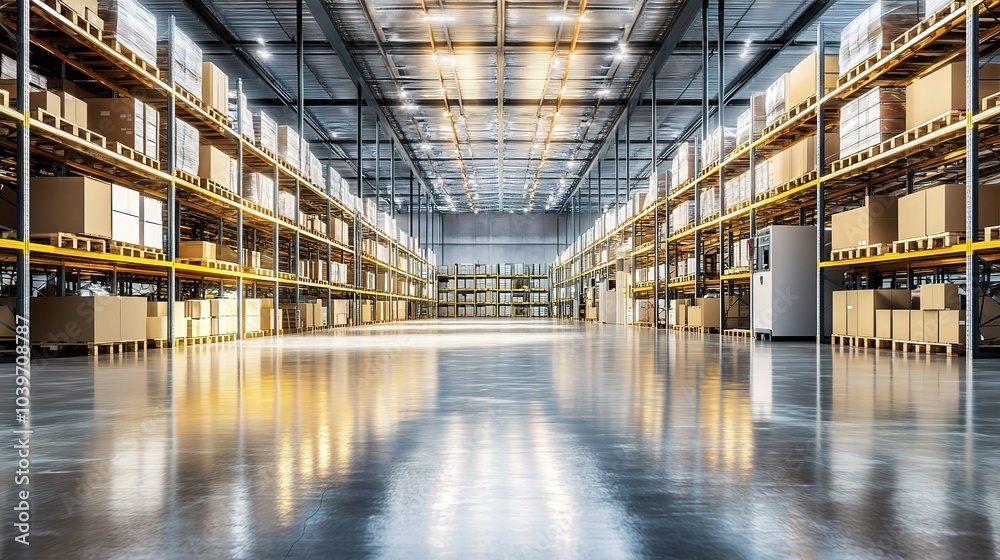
[34,339,146,356]
[175,258,240,272]
[42,0,103,42]
[759,94,817,137]
[831,243,886,261]
[671,177,695,194]
[671,274,697,284]
[701,212,720,224]
[891,232,965,253]
[0,88,8,108]
[203,179,241,203]
[114,141,160,170]
[832,335,894,350]
[243,331,266,339]
[984,225,1000,242]
[831,111,965,173]
[889,1,964,52]
[279,215,296,226]
[699,159,721,177]
[723,329,753,338]
[244,266,275,277]
[31,232,108,252]
[262,329,283,336]
[754,171,817,202]
[277,272,296,281]
[984,91,1000,111]
[891,339,964,356]
[174,168,200,186]
[106,39,160,79]
[837,48,893,87]
[35,109,106,148]
[244,200,275,217]
[108,241,166,261]
[724,199,752,214]
[723,267,751,276]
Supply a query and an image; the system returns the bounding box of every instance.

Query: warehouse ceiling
[143,0,877,214]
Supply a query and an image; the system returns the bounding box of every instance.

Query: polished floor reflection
[2,319,999,559]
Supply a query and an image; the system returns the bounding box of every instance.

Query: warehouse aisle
[4,320,1000,559]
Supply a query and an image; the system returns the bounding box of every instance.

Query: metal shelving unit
[437,263,550,318]
[0,0,438,348]
[551,0,1000,355]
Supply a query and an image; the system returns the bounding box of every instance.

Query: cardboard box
[833,291,848,335]
[188,318,212,337]
[120,296,146,340]
[920,283,961,310]
[143,222,163,250]
[244,298,262,317]
[922,310,941,343]
[846,291,859,336]
[59,91,88,129]
[88,97,147,154]
[201,62,229,114]
[856,289,909,338]
[262,308,282,330]
[911,310,927,342]
[30,176,112,238]
[185,299,211,318]
[892,309,911,341]
[876,309,894,339]
[939,310,965,344]
[145,103,159,158]
[362,300,374,323]
[211,316,238,335]
[31,296,120,343]
[787,52,839,109]
[30,90,61,116]
[178,241,216,260]
[830,196,898,251]
[694,298,720,328]
[906,62,1000,129]
[210,298,237,317]
[199,145,232,188]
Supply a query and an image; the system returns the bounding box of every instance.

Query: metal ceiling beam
[558,0,701,211]
[246,97,749,108]
[302,0,436,201]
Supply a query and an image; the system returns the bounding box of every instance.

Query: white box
[112,211,141,245]
[112,183,141,216]
[142,222,163,250]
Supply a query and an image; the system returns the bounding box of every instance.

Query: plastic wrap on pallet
[227,90,254,138]
[699,187,720,222]
[99,0,157,66]
[1,55,47,90]
[277,126,300,170]
[243,172,274,211]
[754,159,773,196]
[670,140,697,191]
[670,201,695,233]
[170,26,202,96]
[309,152,322,187]
[253,111,277,153]
[174,118,199,176]
[277,191,296,220]
[702,126,737,165]
[925,0,950,15]
[838,0,922,77]
[764,74,788,125]
[736,92,767,146]
[839,86,906,158]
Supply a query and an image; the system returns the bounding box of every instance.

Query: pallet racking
[1,0,439,349]
[551,1,1000,356]
[437,263,550,318]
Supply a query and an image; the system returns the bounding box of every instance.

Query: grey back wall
[440,214,566,264]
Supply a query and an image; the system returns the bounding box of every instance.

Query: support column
[966,7,981,356]
[354,86,364,324]
[166,15,178,345]
[816,23,827,342]
[236,79,245,338]
[695,0,709,299]
[652,74,661,328]
[717,0,726,330]
[615,130,621,209]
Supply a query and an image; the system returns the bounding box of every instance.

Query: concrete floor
[1,319,998,559]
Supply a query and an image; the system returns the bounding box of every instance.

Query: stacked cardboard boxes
[754,158,774,196]
[786,52,839,109]
[228,90,254,139]
[146,301,186,340]
[87,97,159,160]
[770,133,839,186]
[765,73,790,125]
[27,176,112,238]
[670,140,697,191]
[830,195,899,252]
[243,172,275,211]
[702,126,736,165]
[688,298,721,329]
[111,183,141,246]
[262,298,282,331]
[244,298,262,333]
[171,26,203,96]
[832,289,911,337]
[736,93,766,146]
[906,61,1000,129]
[723,171,752,211]
[333,299,351,326]
[253,111,278,153]
[201,62,228,115]
[699,187,719,222]
[839,87,906,158]
[210,299,238,335]
[671,201,695,233]
[838,0,922,77]
[30,87,88,128]
[32,296,147,343]
[913,283,963,343]
[98,0,158,67]
[277,126,301,170]
[184,299,212,337]
[175,118,200,176]
[897,183,1000,241]
[199,145,234,190]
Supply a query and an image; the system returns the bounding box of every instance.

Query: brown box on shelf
[922,310,941,343]
[211,316,238,335]
[216,245,238,263]
[876,309,893,339]
[262,308,282,330]
[59,91,88,129]
[906,62,1000,129]
[892,309,911,341]
[787,52,839,109]
[362,300,374,323]
[31,296,120,343]
[201,62,229,114]
[244,314,261,333]
[178,241,217,260]
[920,283,961,310]
[846,291,859,336]
[29,90,61,116]
[833,291,848,335]
[210,298,237,317]
[185,299,211,318]
[830,195,898,251]
[199,145,232,188]
[87,97,145,154]
[939,310,965,344]
[695,298,721,328]
[244,298,262,319]
[29,176,112,238]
